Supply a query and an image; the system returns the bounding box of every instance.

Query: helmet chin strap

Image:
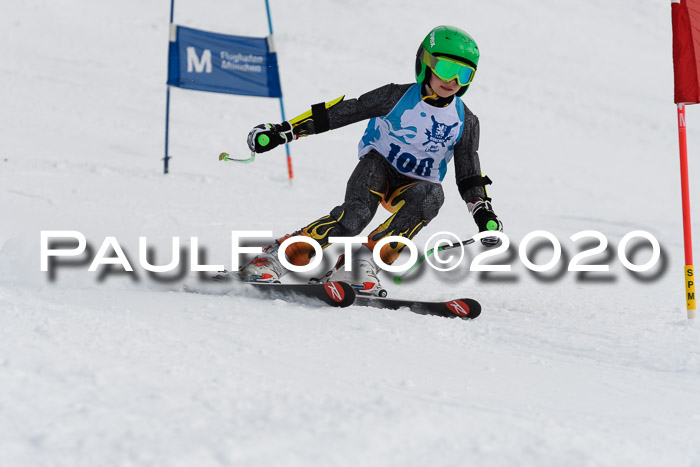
[421,82,455,107]
[422,83,438,100]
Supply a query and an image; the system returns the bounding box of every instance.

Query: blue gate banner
[167,25,282,98]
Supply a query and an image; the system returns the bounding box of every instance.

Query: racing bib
[358,84,465,183]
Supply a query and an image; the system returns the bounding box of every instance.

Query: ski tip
[467,303,481,319]
[393,275,403,285]
[323,281,356,307]
[219,152,230,161]
[446,299,481,319]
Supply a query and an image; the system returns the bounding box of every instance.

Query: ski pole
[219,152,256,164]
[393,238,475,285]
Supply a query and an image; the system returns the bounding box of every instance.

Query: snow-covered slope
[2,1,700,466]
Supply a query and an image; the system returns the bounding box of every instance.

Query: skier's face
[429,73,461,98]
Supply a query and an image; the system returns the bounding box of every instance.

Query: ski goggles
[421,49,476,87]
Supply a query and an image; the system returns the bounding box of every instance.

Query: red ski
[353,296,481,319]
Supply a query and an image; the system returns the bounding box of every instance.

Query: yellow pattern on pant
[282,182,429,267]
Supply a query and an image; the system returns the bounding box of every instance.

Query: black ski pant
[286,150,444,266]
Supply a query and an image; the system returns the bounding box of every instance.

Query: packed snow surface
[2,0,700,466]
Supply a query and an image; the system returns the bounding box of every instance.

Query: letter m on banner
[186,47,212,73]
[168,25,282,97]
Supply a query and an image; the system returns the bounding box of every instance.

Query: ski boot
[238,238,287,283]
[315,254,388,298]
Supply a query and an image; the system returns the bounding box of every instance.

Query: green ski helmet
[415,25,480,97]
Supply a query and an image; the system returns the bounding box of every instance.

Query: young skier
[239,25,503,294]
